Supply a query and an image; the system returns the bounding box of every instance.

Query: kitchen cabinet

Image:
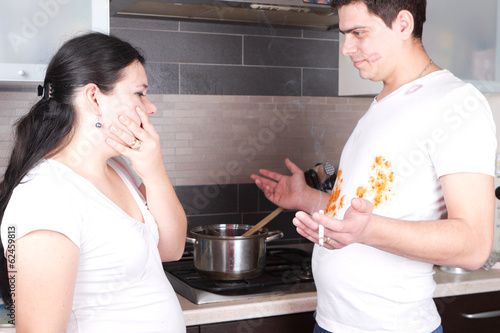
[187,311,316,333]
[425,0,500,94]
[434,290,500,333]
[339,0,500,95]
[0,0,108,83]
[186,293,500,333]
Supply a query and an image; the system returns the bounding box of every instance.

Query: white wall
[486,94,500,154]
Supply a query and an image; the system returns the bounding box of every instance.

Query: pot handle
[185,236,197,244]
[265,230,284,243]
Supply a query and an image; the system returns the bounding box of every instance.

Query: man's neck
[376,52,439,101]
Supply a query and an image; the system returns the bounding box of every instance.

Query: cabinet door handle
[462,310,500,319]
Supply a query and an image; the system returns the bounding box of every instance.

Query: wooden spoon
[242,207,284,236]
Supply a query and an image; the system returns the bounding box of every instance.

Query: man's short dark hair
[332,0,427,41]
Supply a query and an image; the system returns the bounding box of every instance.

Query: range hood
[110,0,338,30]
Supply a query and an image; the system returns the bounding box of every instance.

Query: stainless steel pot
[185,224,283,280]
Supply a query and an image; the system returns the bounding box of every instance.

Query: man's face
[338,2,398,82]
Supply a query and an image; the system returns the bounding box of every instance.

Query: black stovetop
[163,246,316,304]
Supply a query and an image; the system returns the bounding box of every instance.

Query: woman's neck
[51,128,114,178]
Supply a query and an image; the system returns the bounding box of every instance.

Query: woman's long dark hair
[0,32,145,305]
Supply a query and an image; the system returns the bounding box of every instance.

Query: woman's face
[98,60,157,144]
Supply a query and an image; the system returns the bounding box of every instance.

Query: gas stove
[163,243,315,304]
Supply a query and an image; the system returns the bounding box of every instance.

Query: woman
[0,33,187,332]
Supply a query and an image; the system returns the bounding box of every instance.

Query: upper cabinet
[425,0,500,94]
[339,0,500,95]
[0,0,109,83]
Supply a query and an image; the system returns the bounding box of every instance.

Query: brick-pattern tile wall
[0,92,36,172]
[0,92,371,185]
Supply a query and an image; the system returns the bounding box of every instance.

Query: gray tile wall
[111,17,339,97]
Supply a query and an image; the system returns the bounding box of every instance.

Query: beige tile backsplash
[0,92,372,185]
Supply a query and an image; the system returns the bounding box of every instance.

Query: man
[251,1,497,332]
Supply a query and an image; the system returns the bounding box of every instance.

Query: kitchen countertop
[180,290,318,327]
[1,267,500,331]
[181,267,500,326]
[433,266,500,297]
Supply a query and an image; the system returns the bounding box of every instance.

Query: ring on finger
[325,237,331,244]
[129,138,142,151]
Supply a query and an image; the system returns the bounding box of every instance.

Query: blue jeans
[313,322,444,333]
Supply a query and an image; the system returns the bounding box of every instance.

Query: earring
[95,116,102,128]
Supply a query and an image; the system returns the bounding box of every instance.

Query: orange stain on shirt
[356,186,367,198]
[325,170,345,218]
[324,157,394,218]
[356,156,395,208]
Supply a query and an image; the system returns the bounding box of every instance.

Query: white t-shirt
[314,70,497,333]
[1,157,186,333]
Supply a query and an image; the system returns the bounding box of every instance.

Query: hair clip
[37,82,53,101]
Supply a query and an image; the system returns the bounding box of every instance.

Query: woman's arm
[138,179,187,262]
[14,230,79,333]
[107,107,187,262]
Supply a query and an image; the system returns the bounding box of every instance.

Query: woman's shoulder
[12,159,78,202]
[22,159,72,184]
[4,160,85,247]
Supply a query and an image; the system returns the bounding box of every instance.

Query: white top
[314,70,497,333]
[1,157,186,333]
